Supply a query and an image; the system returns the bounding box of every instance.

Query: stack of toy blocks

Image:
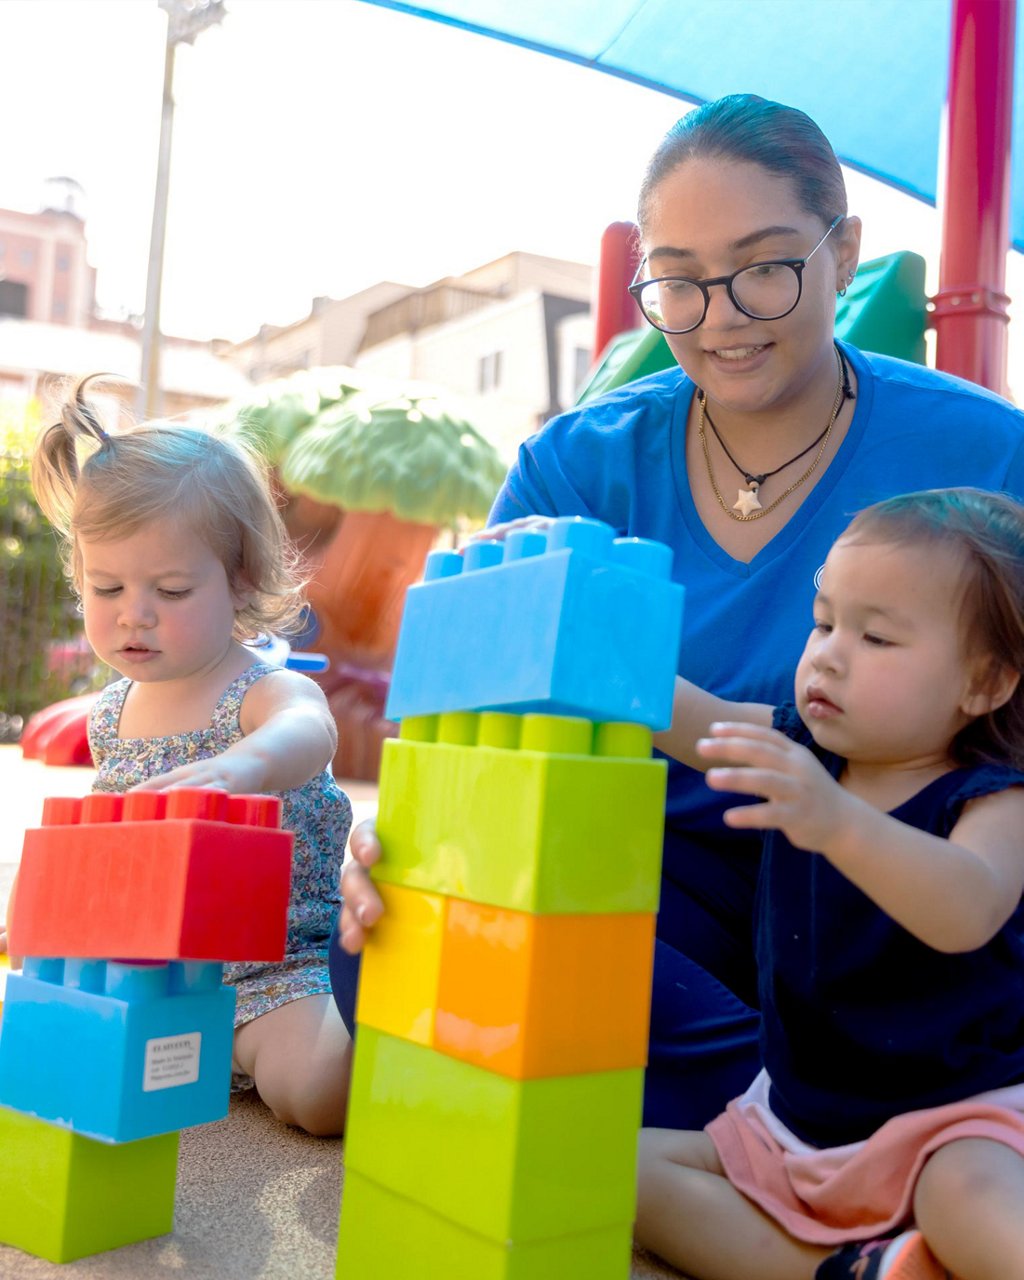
[0,787,293,1263]
[337,516,685,1279]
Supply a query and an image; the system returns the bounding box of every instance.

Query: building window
[0,280,29,318]
[56,252,70,272]
[478,350,502,393]
[53,300,66,318]
[19,247,34,267]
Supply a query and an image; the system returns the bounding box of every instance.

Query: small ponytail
[31,373,122,538]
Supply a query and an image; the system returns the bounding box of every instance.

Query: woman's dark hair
[841,487,1024,769]
[637,93,848,235]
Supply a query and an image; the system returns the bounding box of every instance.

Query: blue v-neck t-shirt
[490,344,1024,1012]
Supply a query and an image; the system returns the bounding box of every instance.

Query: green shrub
[0,399,92,738]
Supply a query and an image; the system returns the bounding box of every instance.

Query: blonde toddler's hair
[32,374,307,640]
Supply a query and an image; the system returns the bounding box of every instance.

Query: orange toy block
[434,900,655,1079]
[10,789,293,962]
[356,882,447,1046]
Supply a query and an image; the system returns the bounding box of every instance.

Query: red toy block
[10,789,293,962]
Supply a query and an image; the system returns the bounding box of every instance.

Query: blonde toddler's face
[79,515,246,689]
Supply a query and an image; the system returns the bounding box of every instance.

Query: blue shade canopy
[356,0,1023,254]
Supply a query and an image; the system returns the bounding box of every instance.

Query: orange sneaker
[817,1230,950,1280]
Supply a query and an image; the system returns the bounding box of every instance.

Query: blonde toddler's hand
[130,756,264,795]
[338,818,384,954]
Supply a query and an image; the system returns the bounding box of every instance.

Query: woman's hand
[466,514,554,544]
[338,818,385,953]
[698,721,848,852]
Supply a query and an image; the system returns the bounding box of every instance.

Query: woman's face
[640,157,860,417]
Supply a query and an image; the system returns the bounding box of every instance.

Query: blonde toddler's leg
[232,993,353,1137]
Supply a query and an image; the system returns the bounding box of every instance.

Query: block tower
[0,787,293,1263]
[337,516,685,1279]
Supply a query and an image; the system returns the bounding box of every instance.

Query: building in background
[355,252,594,460]
[0,183,251,419]
[222,282,412,384]
[0,179,96,328]
[226,252,597,461]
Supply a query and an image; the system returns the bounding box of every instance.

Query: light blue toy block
[385,517,685,727]
[0,1105,177,1262]
[337,1171,634,1280]
[0,958,234,1142]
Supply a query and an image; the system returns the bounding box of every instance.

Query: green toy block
[0,1105,177,1263]
[375,713,665,913]
[337,1171,633,1280]
[344,1026,643,1244]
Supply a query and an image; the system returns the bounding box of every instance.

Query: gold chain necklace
[698,346,846,522]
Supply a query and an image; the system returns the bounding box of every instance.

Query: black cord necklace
[700,346,853,517]
[703,406,828,489]
[697,345,853,521]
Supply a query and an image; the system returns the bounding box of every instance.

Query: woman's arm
[653,678,772,770]
[702,722,1024,953]
[132,669,337,794]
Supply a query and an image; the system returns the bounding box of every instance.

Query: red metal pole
[932,0,1016,394]
[592,220,642,363]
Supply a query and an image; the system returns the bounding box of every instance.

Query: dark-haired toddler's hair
[842,487,1024,769]
[637,93,848,237]
[31,373,307,640]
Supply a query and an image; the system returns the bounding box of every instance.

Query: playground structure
[0,789,292,1263]
[336,516,684,1276]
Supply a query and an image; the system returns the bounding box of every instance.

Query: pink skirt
[706,1069,1024,1245]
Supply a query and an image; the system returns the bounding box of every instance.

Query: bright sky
[2,0,1021,395]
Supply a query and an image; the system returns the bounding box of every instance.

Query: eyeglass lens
[636,262,801,333]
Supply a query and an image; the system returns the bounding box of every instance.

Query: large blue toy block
[385,517,684,727]
[337,1171,634,1280]
[344,1026,643,1244]
[0,957,234,1142]
[0,1105,177,1262]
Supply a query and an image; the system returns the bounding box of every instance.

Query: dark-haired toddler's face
[795,538,979,770]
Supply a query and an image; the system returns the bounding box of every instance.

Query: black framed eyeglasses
[628,215,844,335]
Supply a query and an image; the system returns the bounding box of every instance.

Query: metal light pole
[137,0,225,421]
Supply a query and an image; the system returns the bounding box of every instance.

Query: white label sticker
[143,1032,202,1091]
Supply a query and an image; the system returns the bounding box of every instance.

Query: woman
[332,94,1024,1131]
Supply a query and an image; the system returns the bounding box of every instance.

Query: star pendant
[733,485,762,517]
